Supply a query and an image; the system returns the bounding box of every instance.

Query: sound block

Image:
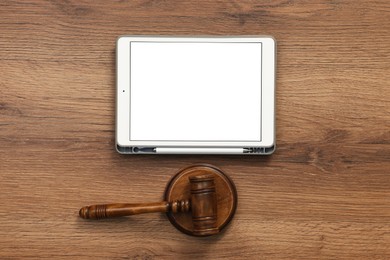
[164,164,237,237]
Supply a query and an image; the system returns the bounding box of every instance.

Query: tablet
[116,36,276,154]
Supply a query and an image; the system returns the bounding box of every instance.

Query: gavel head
[165,164,237,237]
[189,174,219,236]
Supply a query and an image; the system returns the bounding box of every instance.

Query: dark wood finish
[1,0,389,258]
[189,174,219,236]
[79,166,235,237]
[79,201,189,219]
[165,164,237,236]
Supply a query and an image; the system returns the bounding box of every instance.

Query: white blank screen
[130,42,262,141]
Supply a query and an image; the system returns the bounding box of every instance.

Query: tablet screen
[130,41,262,141]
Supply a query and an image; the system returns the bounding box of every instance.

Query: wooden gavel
[79,174,219,236]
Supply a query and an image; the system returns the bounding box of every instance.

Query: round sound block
[164,164,237,237]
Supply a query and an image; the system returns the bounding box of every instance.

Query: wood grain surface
[1,0,389,259]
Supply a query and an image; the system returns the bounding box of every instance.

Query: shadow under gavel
[79,174,218,236]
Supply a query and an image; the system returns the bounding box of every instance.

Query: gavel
[79,174,219,236]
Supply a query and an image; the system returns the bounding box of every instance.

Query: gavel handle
[79,202,168,219]
[79,200,190,220]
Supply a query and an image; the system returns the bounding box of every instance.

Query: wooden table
[1,1,389,259]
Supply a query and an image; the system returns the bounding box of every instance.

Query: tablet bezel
[116,36,275,149]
